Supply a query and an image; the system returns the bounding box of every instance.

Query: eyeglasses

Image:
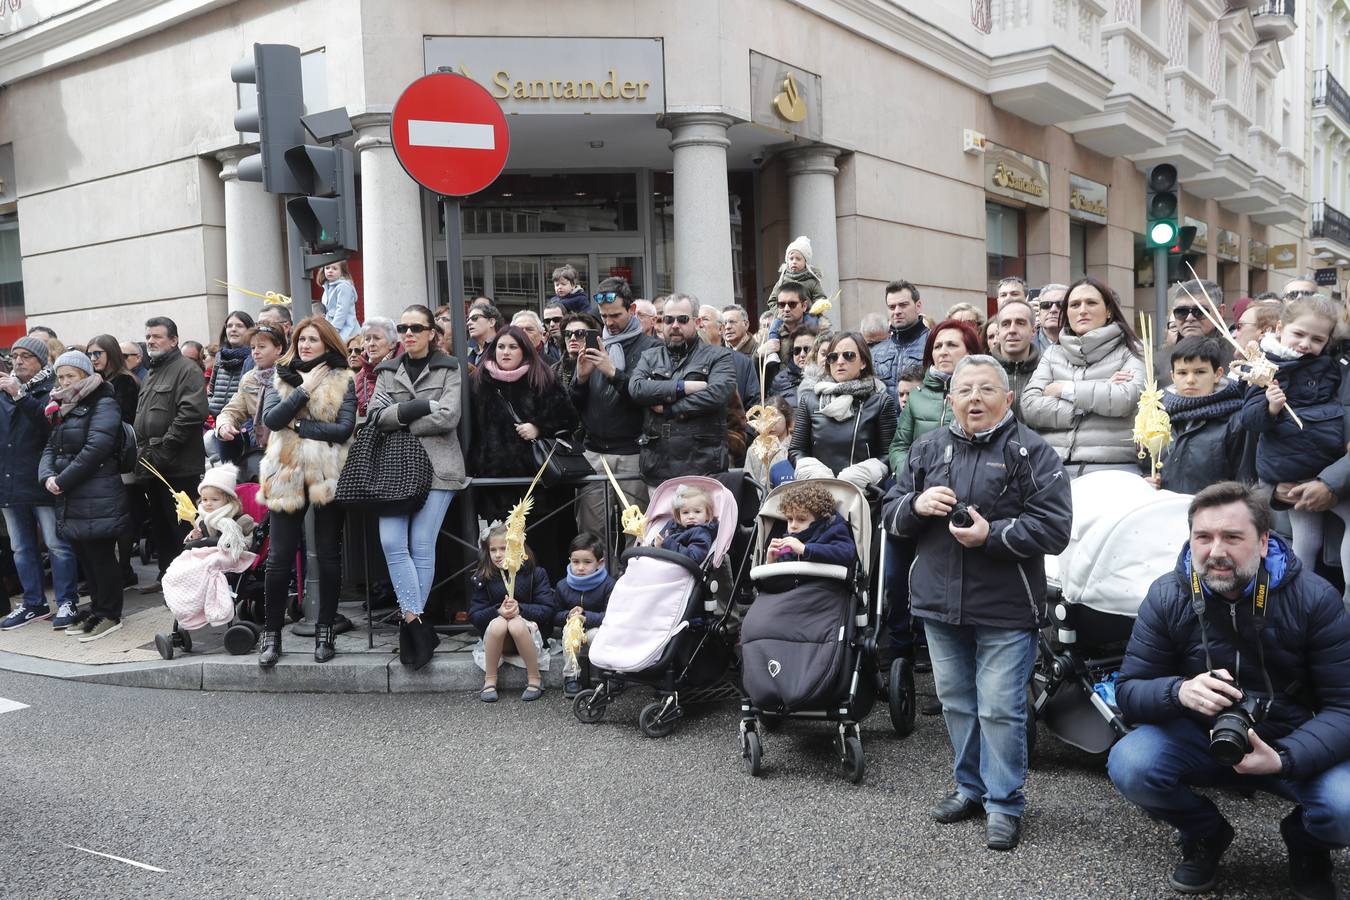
[663,314,692,325]
[779,300,802,310]
[593,291,619,304]
[10,351,36,363]
[952,385,1005,400]
[1284,289,1318,300]
[396,323,431,334]
[826,350,859,363]
[1172,306,1204,320]
[564,329,591,339]
[791,345,812,356]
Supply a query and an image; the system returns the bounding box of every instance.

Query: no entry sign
[391,73,510,196]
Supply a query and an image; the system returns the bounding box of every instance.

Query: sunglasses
[826,350,859,363]
[1037,301,1060,310]
[663,314,693,325]
[791,345,812,356]
[543,316,563,325]
[593,291,619,304]
[88,350,106,359]
[1284,289,1317,300]
[1172,306,1204,320]
[466,314,488,324]
[396,323,432,334]
[564,328,592,339]
[779,300,802,310]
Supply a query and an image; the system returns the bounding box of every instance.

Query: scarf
[1162,379,1244,424]
[21,367,52,395]
[217,345,250,371]
[276,350,348,388]
[813,376,885,421]
[1260,332,1302,361]
[46,373,103,420]
[483,359,529,383]
[1058,322,1131,367]
[201,505,249,562]
[565,564,609,593]
[602,313,643,369]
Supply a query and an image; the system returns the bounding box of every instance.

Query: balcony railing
[1254,0,1294,16]
[1314,68,1350,127]
[1312,200,1350,248]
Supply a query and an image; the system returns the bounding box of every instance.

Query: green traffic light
[1149,220,1176,247]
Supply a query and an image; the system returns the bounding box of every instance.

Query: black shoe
[403,617,439,670]
[1282,807,1337,900]
[258,630,282,669]
[1169,819,1234,894]
[564,677,581,699]
[314,623,335,663]
[930,791,984,824]
[922,696,942,716]
[986,813,1022,851]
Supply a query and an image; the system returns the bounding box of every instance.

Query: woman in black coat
[87,333,142,587]
[39,351,130,642]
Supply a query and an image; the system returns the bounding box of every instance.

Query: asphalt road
[1,670,1344,899]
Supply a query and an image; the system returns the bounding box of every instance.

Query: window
[1140,0,1162,45]
[1070,222,1088,281]
[985,202,1025,297]
[1224,58,1238,103]
[1188,26,1206,79]
[1313,146,1324,201]
[0,216,24,326]
[450,173,640,235]
[1255,85,1268,132]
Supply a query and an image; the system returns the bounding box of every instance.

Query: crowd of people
[0,239,1347,895]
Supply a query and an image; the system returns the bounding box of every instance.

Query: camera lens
[948,503,974,529]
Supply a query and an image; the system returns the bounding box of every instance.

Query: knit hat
[785,236,813,264]
[1231,296,1253,323]
[53,350,93,376]
[198,464,240,501]
[11,336,49,365]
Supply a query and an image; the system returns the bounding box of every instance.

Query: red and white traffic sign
[391,73,510,197]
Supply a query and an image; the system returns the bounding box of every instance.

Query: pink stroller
[576,475,740,738]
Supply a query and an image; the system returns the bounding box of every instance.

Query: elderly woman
[889,319,982,475]
[354,317,398,416]
[789,331,896,490]
[1020,275,1146,476]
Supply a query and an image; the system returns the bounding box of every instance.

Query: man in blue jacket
[0,337,82,630]
[1109,482,1350,898]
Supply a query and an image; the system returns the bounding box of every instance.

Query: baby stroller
[1033,471,1191,754]
[574,475,740,738]
[736,479,903,783]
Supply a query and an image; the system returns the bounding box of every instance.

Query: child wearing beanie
[161,464,258,632]
[762,236,831,363]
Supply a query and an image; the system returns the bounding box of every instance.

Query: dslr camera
[1209,688,1271,766]
[948,501,975,530]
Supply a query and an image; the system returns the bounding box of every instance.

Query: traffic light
[230,44,304,194]
[285,146,358,252]
[1145,164,1179,249]
[1170,225,1197,256]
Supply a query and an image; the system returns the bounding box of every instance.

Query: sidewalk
[0,561,563,693]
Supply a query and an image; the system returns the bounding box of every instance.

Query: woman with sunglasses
[366,304,466,669]
[888,319,982,475]
[789,331,896,491]
[768,327,820,411]
[556,312,601,391]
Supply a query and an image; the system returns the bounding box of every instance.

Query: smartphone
[585,330,601,352]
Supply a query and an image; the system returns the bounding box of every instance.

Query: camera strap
[1189,562,1275,699]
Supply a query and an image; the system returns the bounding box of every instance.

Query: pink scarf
[483,359,529,383]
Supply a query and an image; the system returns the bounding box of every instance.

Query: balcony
[1253,147,1307,225]
[1063,21,1171,154]
[1314,68,1350,132]
[1132,66,1218,177]
[986,0,1114,126]
[1252,1,1297,41]
[1184,99,1255,199]
[1312,200,1350,257]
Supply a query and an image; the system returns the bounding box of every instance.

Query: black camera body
[1209,689,1271,765]
[948,501,974,529]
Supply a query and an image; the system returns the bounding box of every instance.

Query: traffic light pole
[1154,245,1169,352]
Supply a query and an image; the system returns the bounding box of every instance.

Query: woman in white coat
[1020,275,1145,476]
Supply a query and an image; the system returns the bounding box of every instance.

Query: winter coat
[769,363,804,409]
[108,372,138,424]
[1235,350,1344,484]
[996,347,1041,419]
[772,512,856,566]
[366,351,466,491]
[730,347,762,409]
[882,413,1072,630]
[872,322,930,393]
[468,565,558,636]
[259,366,357,513]
[206,347,253,417]
[768,265,827,304]
[323,279,360,342]
[1310,346,1350,499]
[134,347,208,480]
[657,520,717,564]
[1151,381,1255,495]
[214,367,274,450]
[38,384,130,542]
[0,370,56,507]
[1020,322,1146,466]
[570,330,662,455]
[553,573,616,629]
[551,289,597,317]
[468,370,579,478]
[789,377,897,473]
[629,339,738,484]
[888,369,952,475]
[1117,537,1350,779]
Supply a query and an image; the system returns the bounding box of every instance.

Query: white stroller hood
[750,478,870,581]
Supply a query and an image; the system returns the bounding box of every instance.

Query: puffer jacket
[872,322,930,393]
[206,347,253,417]
[657,520,717,563]
[769,361,804,408]
[0,369,56,507]
[888,368,952,475]
[1152,381,1255,494]
[38,383,130,542]
[1117,536,1350,779]
[788,377,896,473]
[468,370,578,477]
[366,351,466,492]
[997,347,1041,419]
[134,346,208,479]
[552,572,616,629]
[468,565,557,636]
[1235,347,1344,484]
[882,413,1072,630]
[629,338,738,484]
[1020,322,1146,466]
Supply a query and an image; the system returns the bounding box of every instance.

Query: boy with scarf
[553,532,616,698]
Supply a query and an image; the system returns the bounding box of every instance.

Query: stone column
[665,112,736,305]
[354,113,428,322]
[217,147,287,319]
[785,145,842,297]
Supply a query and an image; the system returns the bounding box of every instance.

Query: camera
[1209,689,1271,765]
[948,501,974,529]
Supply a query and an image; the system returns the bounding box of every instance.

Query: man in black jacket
[1108,482,1350,898]
[883,354,1071,852]
[571,277,662,536]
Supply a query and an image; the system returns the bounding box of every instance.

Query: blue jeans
[378,490,454,616]
[1108,718,1350,848]
[2,504,79,610]
[924,620,1038,817]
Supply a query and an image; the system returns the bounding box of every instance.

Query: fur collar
[258,368,354,513]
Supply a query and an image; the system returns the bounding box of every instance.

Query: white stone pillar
[665,112,736,305]
[785,145,842,297]
[217,147,287,319]
[355,113,428,322]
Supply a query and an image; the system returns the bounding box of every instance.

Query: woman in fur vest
[257,316,357,668]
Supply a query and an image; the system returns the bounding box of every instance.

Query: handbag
[335,424,434,515]
[498,392,594,488]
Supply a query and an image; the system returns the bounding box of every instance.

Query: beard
[1198,553,1261,595]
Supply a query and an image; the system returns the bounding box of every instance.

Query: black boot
[1282,807,1336,900]
[403,617,440,670]
[398,619,414,666]
[314,623,336,663]
[258,630,282,669]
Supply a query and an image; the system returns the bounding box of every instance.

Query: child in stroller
[765,481,855,565]
[650,484,718,564]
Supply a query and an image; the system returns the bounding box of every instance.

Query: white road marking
[0,697,29,714]
[407,119,495,150]
[66,845,167,873]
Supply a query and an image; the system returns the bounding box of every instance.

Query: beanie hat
[198,464,240,501]
[54,350,93,376]
[785,236,813,264]
[12,336,50,365]
[1231,296,1253,324]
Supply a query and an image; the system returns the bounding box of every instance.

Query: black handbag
[499,393,594,488]
[335,424,434,515]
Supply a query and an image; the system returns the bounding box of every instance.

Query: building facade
[1305,0,1350,295]
[0,0,1314,344]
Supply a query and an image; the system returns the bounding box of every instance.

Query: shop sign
[0,145,14,208]
[1068,174,1108,224]
[985,143,1050,208]
[750,52,822,141]
[1185,216,1208,252]
[1269,243,1299,269]
[1217,229,1240,261]
[1316,267,1339,286]
[423,37,665,115]
[1248,239,1268,269]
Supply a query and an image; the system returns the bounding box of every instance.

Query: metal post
[443,195,477,603]
[1153,245,1169,351]
[286,208,307,310]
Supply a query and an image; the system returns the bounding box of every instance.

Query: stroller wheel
[175,628,192,653]
[888,657,917,737]
[223,623,260,656]
[153,633,174,660]
[139,538,153,566]
[840,735,865,784]
[573,689,607,724]
[638,701,678,739]
[742,731,763,776]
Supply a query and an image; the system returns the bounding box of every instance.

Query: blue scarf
[565,565,609,592]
